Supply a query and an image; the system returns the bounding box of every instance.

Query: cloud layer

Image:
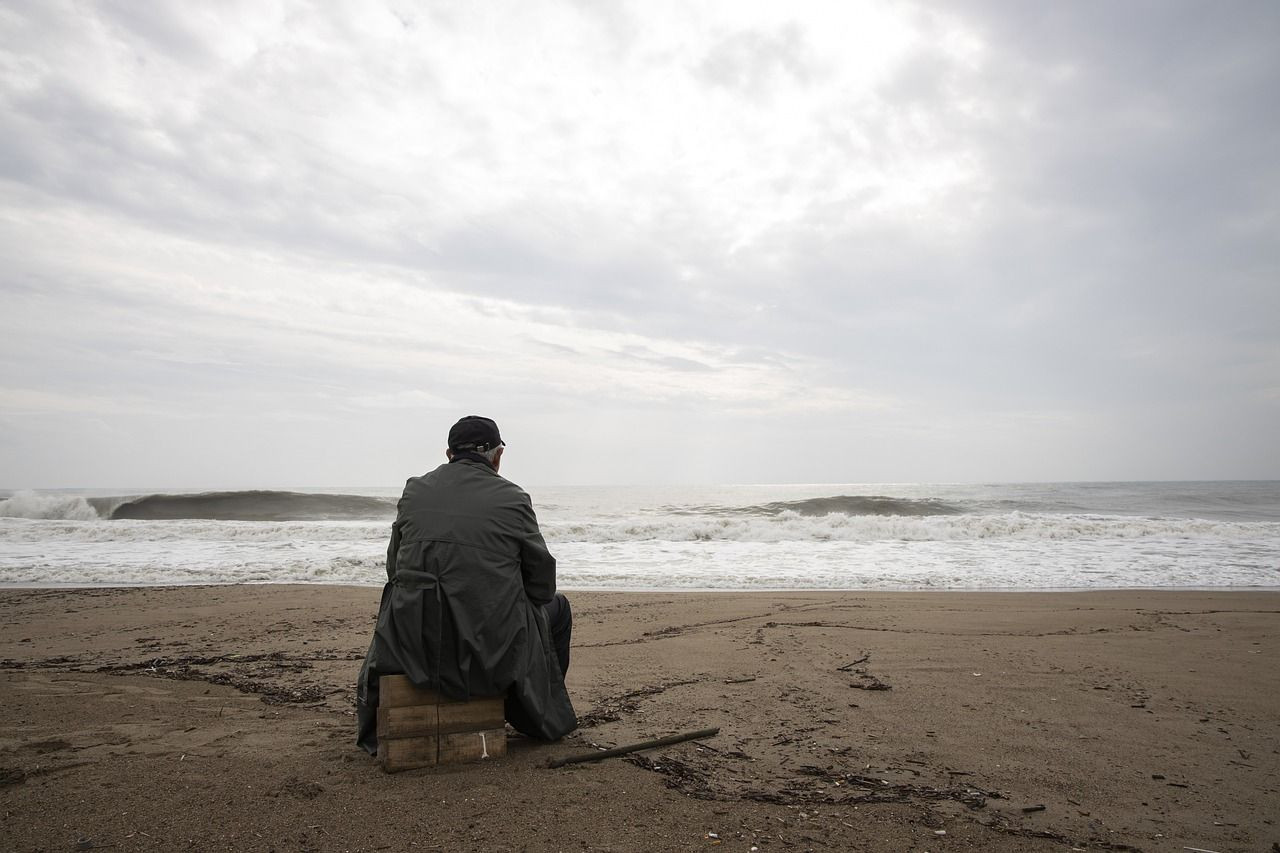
[2,0,1277,486]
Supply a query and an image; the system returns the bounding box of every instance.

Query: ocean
[1,481,1277,591]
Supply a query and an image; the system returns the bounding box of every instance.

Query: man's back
[356,425,577,755]
[390,459,556,608]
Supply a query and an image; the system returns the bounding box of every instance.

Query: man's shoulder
[398,463,446,492]
[400,462,531,504]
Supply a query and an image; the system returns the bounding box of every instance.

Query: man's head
[446,415,505,470]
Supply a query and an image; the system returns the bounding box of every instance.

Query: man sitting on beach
[356,415,577,754]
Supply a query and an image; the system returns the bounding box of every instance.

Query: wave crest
[106,490,395,521]
[1,490,398,521]
[750,495,962,517]
[543,512,1276,543]
[0,492,101,520]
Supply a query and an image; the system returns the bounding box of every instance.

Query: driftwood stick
[548,727,721,769]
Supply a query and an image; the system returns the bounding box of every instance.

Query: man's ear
[445,448,453,461]
[492,446,504,472]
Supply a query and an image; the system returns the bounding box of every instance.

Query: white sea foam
[0,518,388,543]
[542,511,1275,543]
[2,482,1278,590]
[0,491,100,520]
[4,512,1272,546]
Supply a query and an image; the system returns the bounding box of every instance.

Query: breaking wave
[102,490,395,521]
[0,492,100,521]
[4,481,1276,590]
[0,490,395,521]
[542,512,1279,543]
[664,495,963,518]
[747,495,963,517]
[5,490,960,523]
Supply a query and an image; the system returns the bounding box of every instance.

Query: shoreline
[5,581,1280,593]
[3,584,1277,851]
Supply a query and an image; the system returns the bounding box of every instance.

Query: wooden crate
[376,675,506,772]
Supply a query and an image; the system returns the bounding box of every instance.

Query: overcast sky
[1,1,1277,489]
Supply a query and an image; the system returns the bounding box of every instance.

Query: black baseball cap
[448,415,505,453]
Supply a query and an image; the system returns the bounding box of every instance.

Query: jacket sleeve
[517,497,557,606]
[385,520,402,582]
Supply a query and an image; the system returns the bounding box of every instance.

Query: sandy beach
[1,585,1276,852]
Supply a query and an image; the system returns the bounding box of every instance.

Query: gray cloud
[1,1,1276,486]
[696,22,815,94]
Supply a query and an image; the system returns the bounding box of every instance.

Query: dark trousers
[543,592,572,676]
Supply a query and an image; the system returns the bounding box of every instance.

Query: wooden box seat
[376,675,507,772]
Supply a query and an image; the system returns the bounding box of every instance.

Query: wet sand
[1,585,1277,852]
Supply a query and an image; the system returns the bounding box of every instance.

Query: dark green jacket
[356,459,577,753]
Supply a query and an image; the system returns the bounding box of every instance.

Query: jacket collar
[448,451,496,470]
